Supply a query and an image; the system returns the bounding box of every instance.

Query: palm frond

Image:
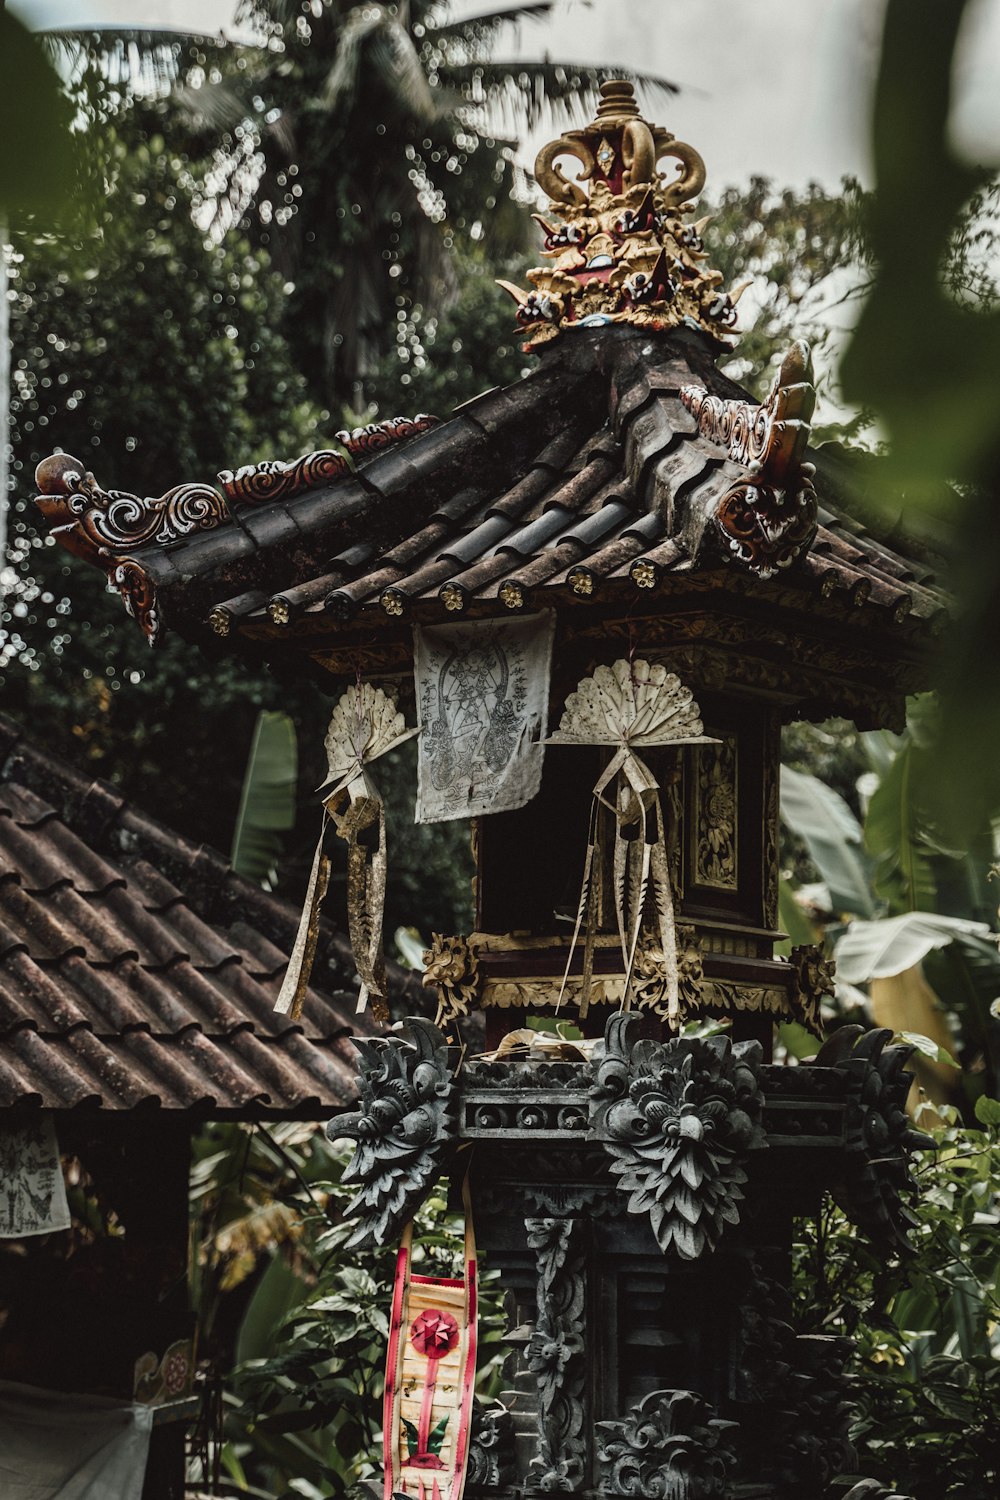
[41,30,192,95]
[370,20,441,123]
[323,5,385,113]
[325,8,439,124]
[437,60,678,134]
[173,78,256,135]
[425,3,554,47]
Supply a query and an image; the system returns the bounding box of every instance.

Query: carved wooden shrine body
[32,81,939,1500]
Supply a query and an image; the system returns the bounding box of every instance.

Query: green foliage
[792,1109,1000,1498]
[174,1,668,408]
[3,78,325,854]
[0,14,82,227]
[703,177,871,415]
[780,701,1000,1097]
[834,914,992,987]
[839,0,1000,840]
[365,246,533,418]
[778,763,875,918]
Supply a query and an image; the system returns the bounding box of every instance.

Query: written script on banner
[414,612,554,823]
[0,1115,70,1238]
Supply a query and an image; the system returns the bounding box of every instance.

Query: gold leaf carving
[694,736,738,890]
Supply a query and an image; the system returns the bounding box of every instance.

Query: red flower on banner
[410,1308,459,1360]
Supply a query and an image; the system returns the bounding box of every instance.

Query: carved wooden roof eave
[302,587,933,733]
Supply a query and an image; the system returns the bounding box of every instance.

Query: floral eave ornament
[274,683,417,1022]
[547,661,717,1023]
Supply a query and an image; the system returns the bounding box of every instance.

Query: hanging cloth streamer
[383,1179,478,1500]
[274,684,417,1022]
[546,661,717,1026]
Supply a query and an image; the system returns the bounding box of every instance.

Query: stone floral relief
[330,1018,457,1249]
[597,1388,738,1499]
[826,1028,933,1252]
[467,1400,517,1490]
[589,1013,766,1259]
[525,1216,588,1492]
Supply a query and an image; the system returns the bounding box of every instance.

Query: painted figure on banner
[414,613,554,823]
[0,1116,71,1238]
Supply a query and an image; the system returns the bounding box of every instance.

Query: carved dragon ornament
[680,341,819,579]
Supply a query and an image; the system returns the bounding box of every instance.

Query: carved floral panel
[693,735,738,890]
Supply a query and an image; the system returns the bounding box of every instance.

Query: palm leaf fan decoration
[274,683,416,1023]
[547,661,717,1023]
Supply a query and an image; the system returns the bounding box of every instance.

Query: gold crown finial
[498,84,745,351]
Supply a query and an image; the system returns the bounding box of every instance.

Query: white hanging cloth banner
[0,1380,153,1500]
[274,684,417,1022]
[0,1116,70,1239]
[547,661,717,1026]
[414,612,554,824]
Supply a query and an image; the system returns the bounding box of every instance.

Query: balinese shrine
[33,82,940,1500]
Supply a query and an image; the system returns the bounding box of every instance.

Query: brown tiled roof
[0,714,420,1114]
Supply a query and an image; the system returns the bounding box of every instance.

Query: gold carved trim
[423,926,796,1026]
[762,715,781,928]
[787,943,835,1035]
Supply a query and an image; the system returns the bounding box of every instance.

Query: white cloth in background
[414,612,554,823]
[0,1116,70,1238]
[0,1381,153,1500]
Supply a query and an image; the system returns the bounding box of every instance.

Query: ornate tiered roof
[32,83,946,731]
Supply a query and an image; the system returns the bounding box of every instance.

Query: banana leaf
[231,710,298,886]
[780,764,876,917]
[835,913,991,984]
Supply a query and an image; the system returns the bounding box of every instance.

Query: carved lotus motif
[589,1013,765,1259]
[330,1018,456,1248]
